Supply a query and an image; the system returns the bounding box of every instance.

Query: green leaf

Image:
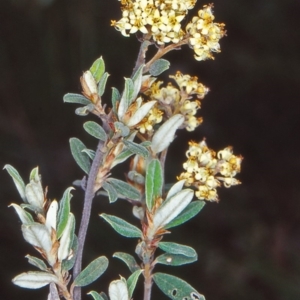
[83,121,107,141]
[88,291,105,300]
[153,273,205,300]
[127,269,143,298]
[164,200,205,229]
[90,57,105,82]
[12,271,59,289]
[123,140,149,158]
[25,255,48,271]
[57,187,74,238]
[99,292,108,300]
[111,149,134,168]
[58,213,75,261]
[158,242,197,258]
[111,87,120,113]
[131,64,144,99]
[114,122,130,137]
[74,256,109,287]
[107,178,140,201]
[98,72,109,97]
[22,224,52,255]
[145,159,163,211]
[4,164,26,201]
[100,214,142,238]
[82,149,95,160]
[75,104,94,116]
[149,59,170,76]
[155,253,197,266]
[69,138,91,174]
[118,78,134,119]
[113,252,140,273]
[61,235,78,271]
[63,93,90,105]
[102,182,118,203]
[151,114,184,154]
[9,203,34,224]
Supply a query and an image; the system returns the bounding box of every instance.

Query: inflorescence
[111,0,226,61]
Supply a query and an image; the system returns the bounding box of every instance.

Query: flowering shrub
[5,1,242,300]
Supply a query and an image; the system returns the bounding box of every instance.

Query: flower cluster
[186,4,226,60]
[178,140,242,201]
[111,0,196,44]
[144,72,209,131]
[112,1,225,61]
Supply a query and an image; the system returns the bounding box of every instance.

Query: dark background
[1,0,300,299]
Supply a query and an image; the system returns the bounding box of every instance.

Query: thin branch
[143,38,189,74]
[72,139,105,300]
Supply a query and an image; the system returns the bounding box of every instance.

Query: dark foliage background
[1,0,300,299]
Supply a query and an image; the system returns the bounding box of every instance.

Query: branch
[72,139,105,300]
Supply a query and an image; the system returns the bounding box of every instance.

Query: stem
[132,40,152,77]
[144,38,189,74]
[143,261,153,300]
[73,139,105,300]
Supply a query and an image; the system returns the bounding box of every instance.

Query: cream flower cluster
[186,4,225,60]
[111,0,196,45]
[145,72,208,131]
[136,105,163,133]
[178,140,242,201]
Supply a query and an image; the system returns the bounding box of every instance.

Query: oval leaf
[4,164,26,201]
[57,187,74,238]
[63,93,90,105]
[83,121,107,141]
[107,178,140,201]
[90,57,105,83]
[145,159,163,211]
[22,224,52,255]
[123,140,149,158]
[153,273,205,300]
[113,252,140,273]
[69,138,91,174]
[127,269,143,298]
[102,182,118,203]
[126,100,156,127]
[111,87,120,113]
[100,214,142,238]
[98,72,110,97]
[158,242,197,258]
[74,256,109,287]
[151,114,184,154]
[164,200,205,230]
[149,59,170,76]
[25,255,48,271]
[58,213,75,261]
[150,189,194,237]
[12,271,58,289]
[118,78,134,120]
[155,253,197,266]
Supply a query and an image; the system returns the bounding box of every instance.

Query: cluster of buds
[186,4,226,60]
[178,140,242,202]
[144,72,209,131]
[111,0,196,45]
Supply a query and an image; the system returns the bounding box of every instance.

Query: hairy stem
[73,139,105,300]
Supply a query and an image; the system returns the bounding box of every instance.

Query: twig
[72,139,105,300]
